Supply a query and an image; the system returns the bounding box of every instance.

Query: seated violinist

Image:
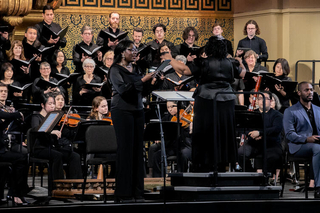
[87,96,115,177]
[30,92,82,180]
[238,92,283,179]
[0,83,29,205]
[87,96,110,121]
[148,101,192,177]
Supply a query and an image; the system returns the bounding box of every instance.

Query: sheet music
[38,113,59,132]
[152,91,194,101]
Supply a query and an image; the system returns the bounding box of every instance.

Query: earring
[122,54,125,58]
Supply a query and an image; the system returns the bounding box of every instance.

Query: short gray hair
[175,55,187,64]
[82,58,96,69]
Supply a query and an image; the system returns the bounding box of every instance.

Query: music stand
[235,110,263,172]
[33,111,64,198]
[152,91,194,204]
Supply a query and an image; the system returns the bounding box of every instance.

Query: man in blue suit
[283,81,320,198]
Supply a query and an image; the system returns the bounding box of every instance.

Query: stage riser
[161,185,281,201]
[169,172,268,187]
[162,190,280,201]
[171,177,265,187]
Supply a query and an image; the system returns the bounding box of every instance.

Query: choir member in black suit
[0,28,10,67]
[50,49,71,104]
[212,22,234,57]
[34,5,67,63]
[161,55,197,91]
[109,40,157,203]
[72,25,103,74]
[32,62,66,104]
[270,58,293,113]
[236,20,268,63]
[72,58,102,106]
[7,40,31,85]
[147,23,176,67]
[174,26,199,64]
[96,12,129,53]
[0,63,23,105]
[0,83,28,205]
[22,26,42,81]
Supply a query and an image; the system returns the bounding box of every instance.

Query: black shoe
[314,188,320,199]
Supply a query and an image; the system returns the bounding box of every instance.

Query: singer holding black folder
[109,40,157,203]
[162,36,246,172]
[72,58,102,106]
[269,58,293,113]
[72,25,103,74]
[96,12,129,53]
[32,62,65,104]
[34,5,67,63]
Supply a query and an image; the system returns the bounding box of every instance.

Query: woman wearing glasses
[72,58,102,106]
[109,40,157,203]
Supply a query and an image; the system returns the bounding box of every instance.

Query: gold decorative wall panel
[52,0,233,67]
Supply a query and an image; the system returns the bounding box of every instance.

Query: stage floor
[0,173,319,213]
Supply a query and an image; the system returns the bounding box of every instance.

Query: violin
[102,111,113,125]
[171,104,194,128]
[58,113,83,128]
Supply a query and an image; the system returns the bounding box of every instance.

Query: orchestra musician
[243,50,268,107]
[72,25,103,74]
[72,58,102,106]
[162,35,246,172]
[96,12,129,53]
[109,40,158,203]
[30,92,82,180]
[148,101,192,177]
[0,83,29,205]
[34,5,67,63]
[238,92,283,180]
[87,96,115,177]
[32,62,66,104]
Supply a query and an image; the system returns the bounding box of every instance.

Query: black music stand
[152,91,194,204]
[235,110,263,172]
[34,111,64,199]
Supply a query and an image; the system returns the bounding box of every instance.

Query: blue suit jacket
[283,101,320,154]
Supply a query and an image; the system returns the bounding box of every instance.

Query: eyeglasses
[105,58,113,61]
[85,65,94,68]
[167,105,177,109]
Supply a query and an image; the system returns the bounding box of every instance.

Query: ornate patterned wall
[53,0,233,67]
